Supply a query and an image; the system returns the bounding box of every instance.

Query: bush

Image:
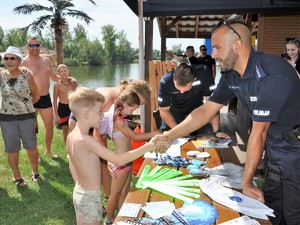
[64,58,80,66]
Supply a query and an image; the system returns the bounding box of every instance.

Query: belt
[268,127,300,142]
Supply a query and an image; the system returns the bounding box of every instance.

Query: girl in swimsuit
[102,89,160,225]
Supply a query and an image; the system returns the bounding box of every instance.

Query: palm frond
[87,0,97,5]
[19,25,30,33]
[66,10,94,24]
[13,3,53,15]
[57,1,74,10]
[29,15,53,33]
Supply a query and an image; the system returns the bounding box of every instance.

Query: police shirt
[158,65,212,124]
[210,49,300,135]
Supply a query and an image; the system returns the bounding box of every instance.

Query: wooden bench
[114,141,271,225]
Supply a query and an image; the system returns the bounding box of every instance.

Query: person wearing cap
[0,46,40,186]
[21,36,77,159]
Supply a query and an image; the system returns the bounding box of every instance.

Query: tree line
[0,24,143,66]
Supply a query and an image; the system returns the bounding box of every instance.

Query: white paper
[117,203,142,217]
[218,215,260,225]
[205,162,244,189]
[142,201,175,219]
[199,179,274,220]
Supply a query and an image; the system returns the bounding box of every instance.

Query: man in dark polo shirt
[197,44,216,88]
[163,20,300,225]
[158,63,229,138]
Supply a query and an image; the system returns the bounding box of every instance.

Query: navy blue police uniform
[158,65,212,135]
[210,49,300,225]
[197,55,216,87]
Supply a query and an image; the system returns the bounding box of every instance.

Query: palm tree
[13,0,96,65]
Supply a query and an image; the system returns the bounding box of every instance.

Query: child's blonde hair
[57,64,68,72]
[68,87,105,118]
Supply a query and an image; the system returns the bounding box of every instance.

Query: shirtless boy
[67,87,170,225]
[53,64,76,143]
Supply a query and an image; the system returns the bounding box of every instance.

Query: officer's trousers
[263,136,300,225]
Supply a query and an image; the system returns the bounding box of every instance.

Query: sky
[0,0,203,52]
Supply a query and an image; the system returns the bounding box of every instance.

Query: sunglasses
[3,57,18,61]
[28,44,41,48]
[201,49,207,51]
[216,20,242,42]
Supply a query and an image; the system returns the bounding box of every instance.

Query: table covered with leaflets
[114,138,272,225]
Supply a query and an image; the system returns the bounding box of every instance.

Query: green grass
[0,115,107,225]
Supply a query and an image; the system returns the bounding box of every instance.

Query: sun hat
[1,46,23,60]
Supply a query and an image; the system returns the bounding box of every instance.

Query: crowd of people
[1,19,300,225]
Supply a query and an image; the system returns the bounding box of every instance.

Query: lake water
[49,63,139,97]
[68,64,139,88]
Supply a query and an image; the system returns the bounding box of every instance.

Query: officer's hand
[243,184,265,203]
[215,131,230,139]
[149,134,172,154]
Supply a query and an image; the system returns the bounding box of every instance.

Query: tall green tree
[13,0,96,65]
[73,24,88,42]
[116,30,133,63]
[170,44,183,55]
[37,26,55,50]
[101,24,118,63]
[0,27,5,52]
[86,39,105,65]
[3,28,28,48]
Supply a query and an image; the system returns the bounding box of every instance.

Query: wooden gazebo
[123,0,300,134]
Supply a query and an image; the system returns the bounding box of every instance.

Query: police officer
[163,20,300,225]
[158,63,229,139]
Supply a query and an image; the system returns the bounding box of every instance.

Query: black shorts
[58,102,71,126]
[33,93,52,109]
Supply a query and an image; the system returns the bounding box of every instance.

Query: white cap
[1,46,23,60]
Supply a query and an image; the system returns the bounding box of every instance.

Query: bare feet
[44,152,58,158]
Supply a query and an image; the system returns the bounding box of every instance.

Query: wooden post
[144,17,154,132]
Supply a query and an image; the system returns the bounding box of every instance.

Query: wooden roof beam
[195,16,199,38]
[166,16,181,33]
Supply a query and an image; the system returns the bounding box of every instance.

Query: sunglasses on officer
[216,20,242,42]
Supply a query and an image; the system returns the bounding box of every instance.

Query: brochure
[192,136,232,148]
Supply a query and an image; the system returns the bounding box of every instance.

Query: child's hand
[149,134,172,154]
[107,162,116,179]
[57,116,61,123]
